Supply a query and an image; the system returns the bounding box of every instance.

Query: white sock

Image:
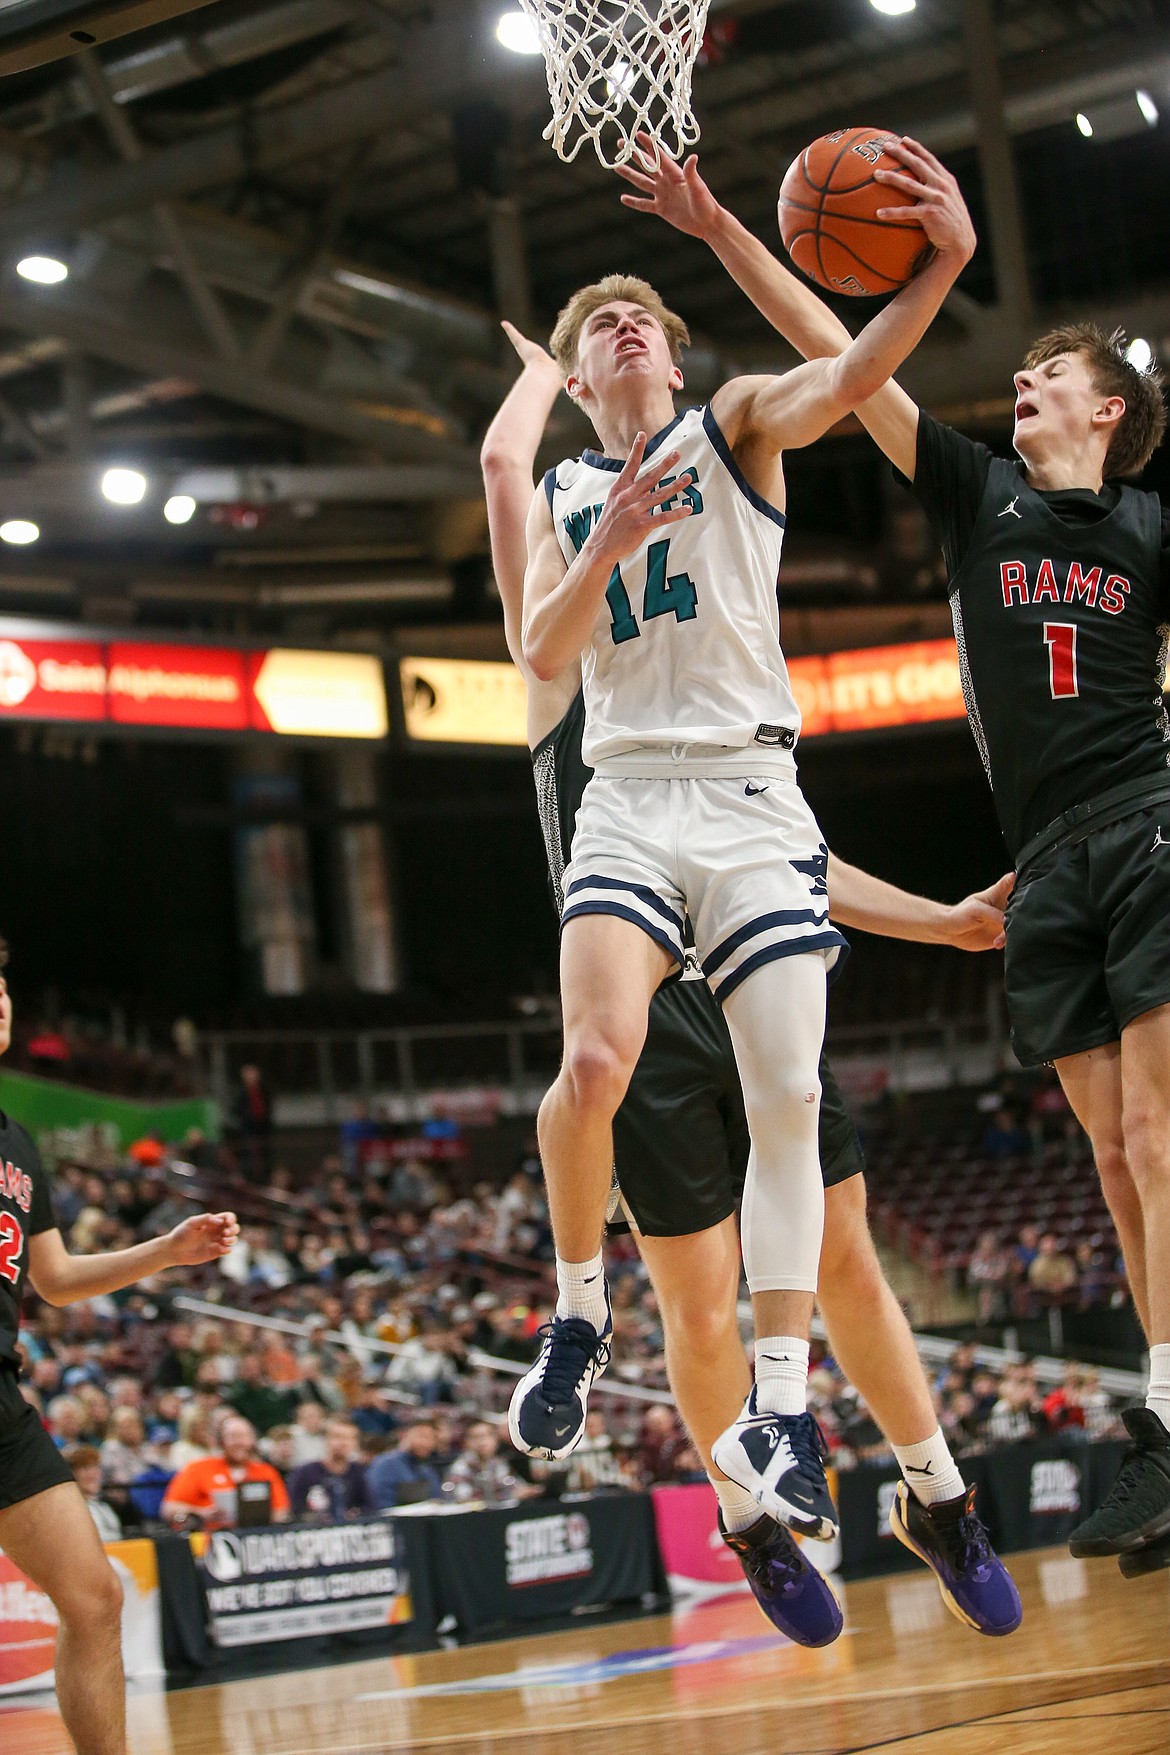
[893,1428,966,1507]
[1146,1343,1170,1432]
[711,1472,759,1534]
[555,1251,608,1330]
[753,1336,809,1417]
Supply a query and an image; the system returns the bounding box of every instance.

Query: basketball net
[518,0,710,168]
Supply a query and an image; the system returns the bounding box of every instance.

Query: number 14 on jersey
[607,537,698,645]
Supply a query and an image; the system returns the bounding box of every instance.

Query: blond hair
[549,274,690,374]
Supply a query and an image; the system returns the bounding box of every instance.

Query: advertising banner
[0,621,387,741]
[193,1517,413,1648]
[650,1483,748,1597]
[424,1492,664,1637]
[0,1538,164,1696]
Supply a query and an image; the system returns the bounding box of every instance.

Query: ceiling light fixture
[163,494,197,525]
[101,467,147,505]
[0,519,39,544]
[1076,90,1159,143]
[869,0,916,15]
[496,10,541,53]
[1126,337,1154,372]
[16,256,67,285]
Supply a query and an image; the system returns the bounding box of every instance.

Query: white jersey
[545,403,801,777]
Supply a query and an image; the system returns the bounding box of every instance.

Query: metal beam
[0,276,475,462]
[249,145,370,375]
[0,3,529,247]
[960,0,1033,323]
[76,50,242,364]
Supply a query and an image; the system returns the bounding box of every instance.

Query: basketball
[778,127,934,297]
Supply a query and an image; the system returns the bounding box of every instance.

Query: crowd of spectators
[11,1095,1133,1546]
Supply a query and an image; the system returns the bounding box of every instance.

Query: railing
[197,999,1008,1126]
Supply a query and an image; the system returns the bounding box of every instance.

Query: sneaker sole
[1118,1530,1170,1579]
[888,1497,1020,1637]
[711,1435,837,1542]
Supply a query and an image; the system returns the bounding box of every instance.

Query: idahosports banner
[0,622,388,740]
[400,639,967,747]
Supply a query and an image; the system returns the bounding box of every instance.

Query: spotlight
[869,0,916,14]
[1076,91,1159,143]
[164,494,197,525]
[101,467,147,505]
[1126,337,1154,373]
[496,10,540,53]
[0,519,39,544]
[16,256,67,285]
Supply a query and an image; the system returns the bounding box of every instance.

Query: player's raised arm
[827,853,1013,951]
[616,137,955,478]
[480,322,564,673]
[521,431,694,680]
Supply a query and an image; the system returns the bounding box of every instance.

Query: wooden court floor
[3,1547,1169,1755]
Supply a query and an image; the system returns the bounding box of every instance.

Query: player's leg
[0,1482,126,1755]
[511,910,670,1461]
[1053,1041,1148,1333]
[817,1164,1021,1636]
[635,1219,842,1648]
[711,949,837,1538]
[1071,1003,1170,1566]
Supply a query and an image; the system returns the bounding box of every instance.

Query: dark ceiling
[0,0,1165,639]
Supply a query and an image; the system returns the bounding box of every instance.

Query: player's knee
[1120,1101,1166,1191]
[746,1066,821,1144]
[563,1035,636,1115]
[1094,1136,1137,1207]
[58,1557,123,1632]
[662,1282,736,1359]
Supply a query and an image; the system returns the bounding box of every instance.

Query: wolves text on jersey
[0,1160,32,1212]
[561,473,705,556]
[1000,558,1131,615]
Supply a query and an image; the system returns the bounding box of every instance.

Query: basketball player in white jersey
[513,156,976,1536]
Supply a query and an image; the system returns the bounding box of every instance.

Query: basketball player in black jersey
[619,138,1170,1571]
[482,324,1020,1640]
[0,944,238,1755]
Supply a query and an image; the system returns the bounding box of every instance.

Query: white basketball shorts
[561,772,847,1005]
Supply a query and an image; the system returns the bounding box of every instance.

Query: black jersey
[0,1112,54,1362]
[531,688,591,914]
[903,414,1170,860]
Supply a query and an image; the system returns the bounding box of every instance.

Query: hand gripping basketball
[589,433,695,568]
[873,138,976,260]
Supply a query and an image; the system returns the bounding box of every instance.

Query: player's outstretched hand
[501,319,561,384]
[615,132,720,240]
[944,872,1014,952]
[167,1211,240,1265]
[873,138,976,261]
[591,431,695,565]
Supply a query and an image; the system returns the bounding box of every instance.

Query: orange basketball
[778,127,934,297]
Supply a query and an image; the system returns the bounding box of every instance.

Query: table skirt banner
[651,1483,747,1597]
[191,1515,416,1649]
[0,1537,163,1696]
[424,1491,666,1637]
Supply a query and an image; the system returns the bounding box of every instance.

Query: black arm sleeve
[894,412,997,581]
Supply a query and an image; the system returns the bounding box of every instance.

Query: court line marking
[228,1655,1170,1755]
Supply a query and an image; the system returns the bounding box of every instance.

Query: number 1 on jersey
[1043,622,1080,699]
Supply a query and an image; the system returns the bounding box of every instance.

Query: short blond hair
[550,274,690,374]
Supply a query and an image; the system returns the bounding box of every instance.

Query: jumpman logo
[998,497,1022,519]
[1152,826,1168,851]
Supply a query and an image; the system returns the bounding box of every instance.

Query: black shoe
[720,1512,843,1647]
[1069,1407,1170,1557]
[888,1482,1022,1636]
[1119,1526,1170,1579]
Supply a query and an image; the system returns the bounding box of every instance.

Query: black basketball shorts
[0,1363,75,1512]
[612,976,864,1238]
[1005,803,1170,1067]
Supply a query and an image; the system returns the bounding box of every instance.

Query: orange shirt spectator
[162,1414,290,1527]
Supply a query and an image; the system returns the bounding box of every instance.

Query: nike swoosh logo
[744,783,769,796]
[554,1424,573,1438]
[761,1355,792,1363]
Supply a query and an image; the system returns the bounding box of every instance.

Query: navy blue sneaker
[1070,1407,1170,1558]
[889,1481,1022,1636]
[507,1297,612,1461]
[712,1391,838,1540]
[721,1511,843,1647]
